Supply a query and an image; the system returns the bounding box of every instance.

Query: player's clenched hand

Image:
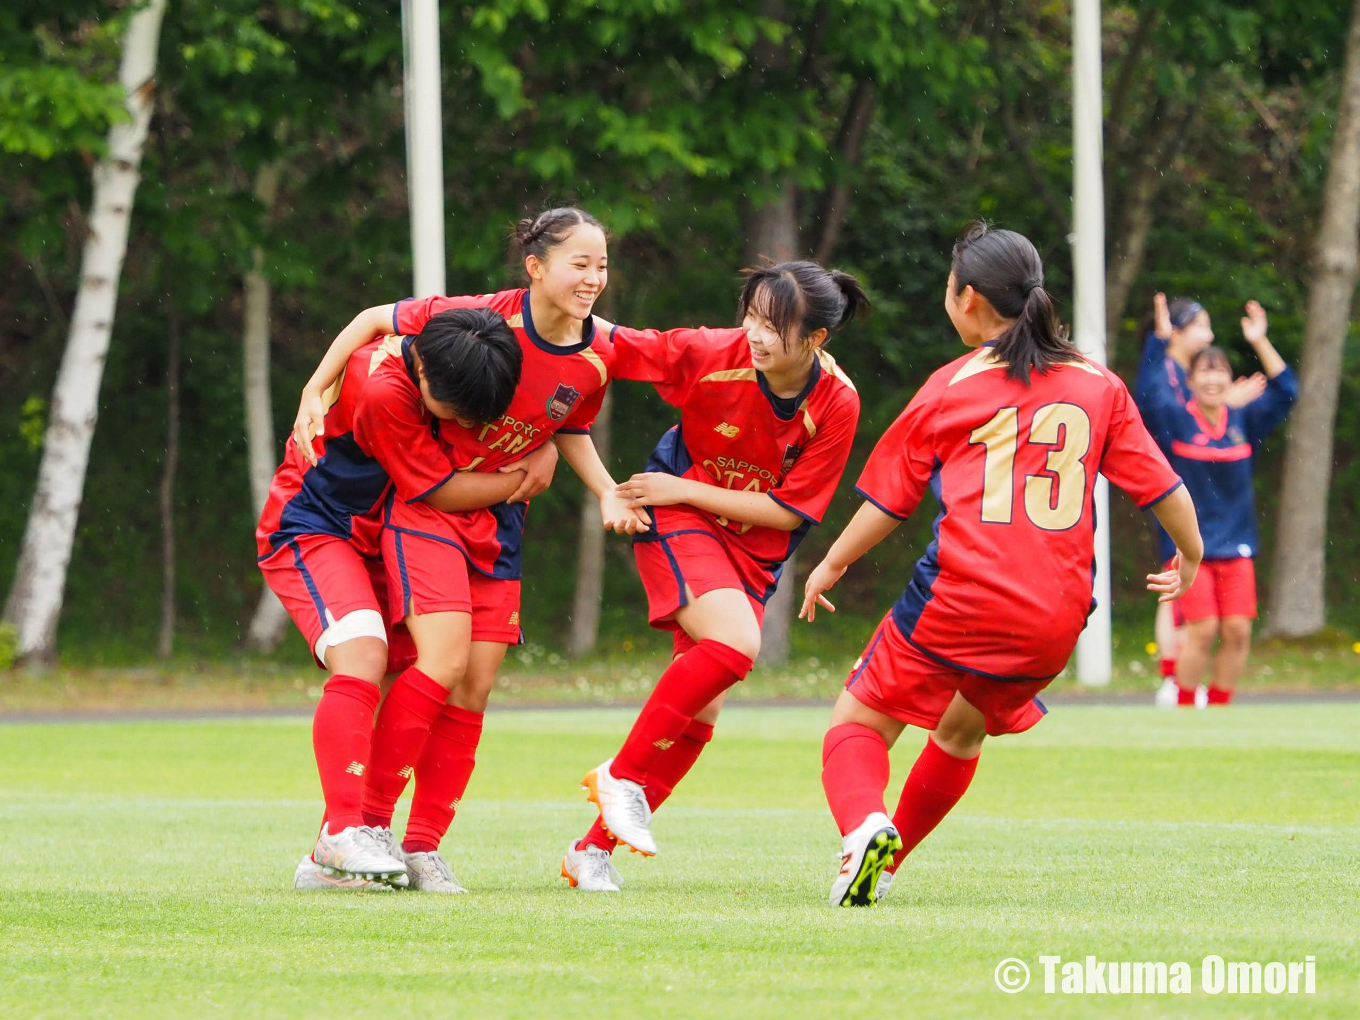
[800,559,846,623]
[500,441,559,503]
[599,490,651,534]
[1147,552,1199,603]
[1226,373,1266,408]
[1153,292,1172,339]
[293,388,327,467]
[616,472,688,509]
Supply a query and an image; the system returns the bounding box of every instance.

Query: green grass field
[2,704,1357,1018]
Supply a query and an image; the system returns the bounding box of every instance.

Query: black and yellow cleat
[830,813,903,907]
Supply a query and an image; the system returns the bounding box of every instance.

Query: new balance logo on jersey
[508,611,520,627]
[714,422,740,438]
[653,738,675,751]
[398,766,414,780]
[344,761,365,776]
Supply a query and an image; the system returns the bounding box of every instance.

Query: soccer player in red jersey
[801,224,1204,906]
[291,208,646,891]
[257,308,523,889]
[562,262,869,889]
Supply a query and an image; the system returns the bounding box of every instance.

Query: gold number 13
[968,403,1091,530]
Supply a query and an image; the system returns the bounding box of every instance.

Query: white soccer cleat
[1194,684,1209,711]
[829,812,902,907]
[311,824,408,884]
[561,841,623,892]
[581,758,656,856]
[293,854,394,892]
[1154,678,1180,709]
[402,850,468,893]
[371,827,410,887]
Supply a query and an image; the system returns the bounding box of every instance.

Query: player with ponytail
[562,261,869,891]
[802,222,1203,906]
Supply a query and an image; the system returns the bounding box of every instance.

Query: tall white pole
[1072,0,1112,686]
[401,0,446,298]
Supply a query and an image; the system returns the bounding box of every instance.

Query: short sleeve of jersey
[351,371,455,503]
[392,291,510,336]
[1099,376,1182,509]
[610,325,730,407]
[855,373,946,520]
[768,392,860,525]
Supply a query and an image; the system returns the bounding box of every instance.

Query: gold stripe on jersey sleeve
[578,346,608,386]
[815,349,857,392]
[505,313,524,329]
[368,334,405,376]
[1060,357,1104,376]
[701,368,758,383]
[948,348,1008,386]
[801,405,818,441]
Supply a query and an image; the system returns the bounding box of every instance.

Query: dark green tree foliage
[1,0,1355,664]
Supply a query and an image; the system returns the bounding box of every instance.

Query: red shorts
[632,506,768,655]
[845,613,1050,736]
[258,534,415,671]
[1171,557,1257,624]
[381,523,524,645]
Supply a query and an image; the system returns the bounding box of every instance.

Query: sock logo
[652,738,675,751]
[508,611,520,626]
[398,766,414,779]
[449,797,461,811]
[344,761,365,776]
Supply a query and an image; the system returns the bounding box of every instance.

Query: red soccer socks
[361,666,448,828]
[610,641,752,784]
[579,719,715,853]
[403,703,484,854]
[1206,685,1233,705]
[821,723,891,837]
[885,736,979,873]
[312,675,382,831]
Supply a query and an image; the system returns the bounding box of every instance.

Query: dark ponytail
[950,221,1073,384]
[511,206,607,265]
[737,260,870,349]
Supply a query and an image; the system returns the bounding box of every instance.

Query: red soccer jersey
[609,324,860,600]
[857,345,1182,681]
[389,288,613,576]
[256,335,455,559]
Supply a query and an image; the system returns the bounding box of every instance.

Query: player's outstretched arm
[799,501,902,622]
[292,304,396,464]
[1146,486,1203,603]
[553,432,651,534]
[422,469,526,514]
[615,473,803,531]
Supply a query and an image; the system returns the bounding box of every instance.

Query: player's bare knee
[449,670,494,713]
[721,626,761,663]
[416,649,469,690]
[1219,617,1252,649]
[325,637,388,684]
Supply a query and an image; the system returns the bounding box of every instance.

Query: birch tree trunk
[568,390,613,657]
[1266,0,1360,637]
[242,160,291,651]
[746,186,800,665]
[2,0,169,664]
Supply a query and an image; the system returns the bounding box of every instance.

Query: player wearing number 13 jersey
[804,224,1203,907]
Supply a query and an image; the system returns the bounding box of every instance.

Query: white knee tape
[314,608,387,668]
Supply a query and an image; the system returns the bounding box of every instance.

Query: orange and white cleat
[581,758,657,856]
[561,841,623,892]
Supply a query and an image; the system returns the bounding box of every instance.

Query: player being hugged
[258,308,522,890]
[1139,305,1296,707]
[562,261,869,891]
[291,207,646,893]
[802,223,1203,907]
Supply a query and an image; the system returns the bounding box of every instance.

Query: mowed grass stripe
[0,705,1356,1019]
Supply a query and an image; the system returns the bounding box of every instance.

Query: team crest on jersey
[546,383,582,421]
[780,443,803,477]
